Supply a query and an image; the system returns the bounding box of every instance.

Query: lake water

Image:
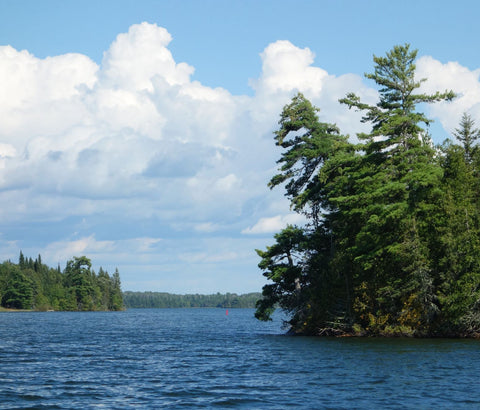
[0,308,479,409]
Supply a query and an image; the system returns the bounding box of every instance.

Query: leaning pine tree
[254,92,356,335]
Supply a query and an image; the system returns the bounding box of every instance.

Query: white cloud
[242,213,306,235]
[417,56,480,136]
[101,22,194,91]
[0,143,16,158]
[251,40,328,96]
[249,40,374,140]
[93,88,165,137]
[1,23,477,292]
[0,26,372,228]
[0,45,98,142]
[43,235,115,263]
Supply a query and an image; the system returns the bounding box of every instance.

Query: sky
[1,0,480,293]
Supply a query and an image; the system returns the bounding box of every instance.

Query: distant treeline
[0,252,124,311]
[123,291,262,309]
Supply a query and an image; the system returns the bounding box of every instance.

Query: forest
[0,253,124,311]
[123,291,261,308]
[255,44,480,337]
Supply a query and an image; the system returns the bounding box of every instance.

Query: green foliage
[122,291,261,309]
[254,226,307,323]
[0,263,33,309]
[340,44,455,149]
[269,93,350,223]
[453,112,480,163]
[0,253,124,311]
[256,44,480,337]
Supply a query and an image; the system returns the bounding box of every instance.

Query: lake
[0,308,479,409]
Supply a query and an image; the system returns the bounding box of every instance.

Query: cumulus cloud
[0,23,373,225]
[251,40,328,96]
[249,40,375,140]
[101,23,194,91]
[416,56,480,137]
[1,22,477,291]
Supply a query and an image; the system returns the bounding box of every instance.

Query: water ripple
[0,309,480,408]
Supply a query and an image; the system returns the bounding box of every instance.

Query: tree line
[123,291,261,308]
[0,252,124,311]
[255,44,480,337]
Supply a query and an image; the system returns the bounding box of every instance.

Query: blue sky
[0,0,479,293]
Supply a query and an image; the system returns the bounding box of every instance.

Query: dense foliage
[0,253,124,311]
[123,291,261,308]
[255,44,480,337]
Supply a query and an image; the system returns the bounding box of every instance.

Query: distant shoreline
[122,291,261,309]
[0,307,31,312]
[0,291,263,312]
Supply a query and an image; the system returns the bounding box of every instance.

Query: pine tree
[453,112,480,163]
[18,251,25,269]
[255,93,353,333]
[1,264,33,309]
[63,256,95,310]
[256,44,463,336]
[109,268,124,310]
[334,44,454,334]
[268,92,350,224]
[435,130,480,335]
[255,226,307,323]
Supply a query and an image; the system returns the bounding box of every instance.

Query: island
[255,44,480,338]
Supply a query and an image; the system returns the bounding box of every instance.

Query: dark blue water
[0,309,479,409]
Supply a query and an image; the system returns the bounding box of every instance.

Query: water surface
[0,308,479,408]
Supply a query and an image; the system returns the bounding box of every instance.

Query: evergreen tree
[255,44,478,337]
[18,251,25,269]
[336,43,454,334]
[255,226,307,322]
[64,256,96,310]
[1,263,33,309]
[268,92,350,224]
[453,112,480,163]
[109,268,124,310]
[255,92,354,333]
[435,136,480,335]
